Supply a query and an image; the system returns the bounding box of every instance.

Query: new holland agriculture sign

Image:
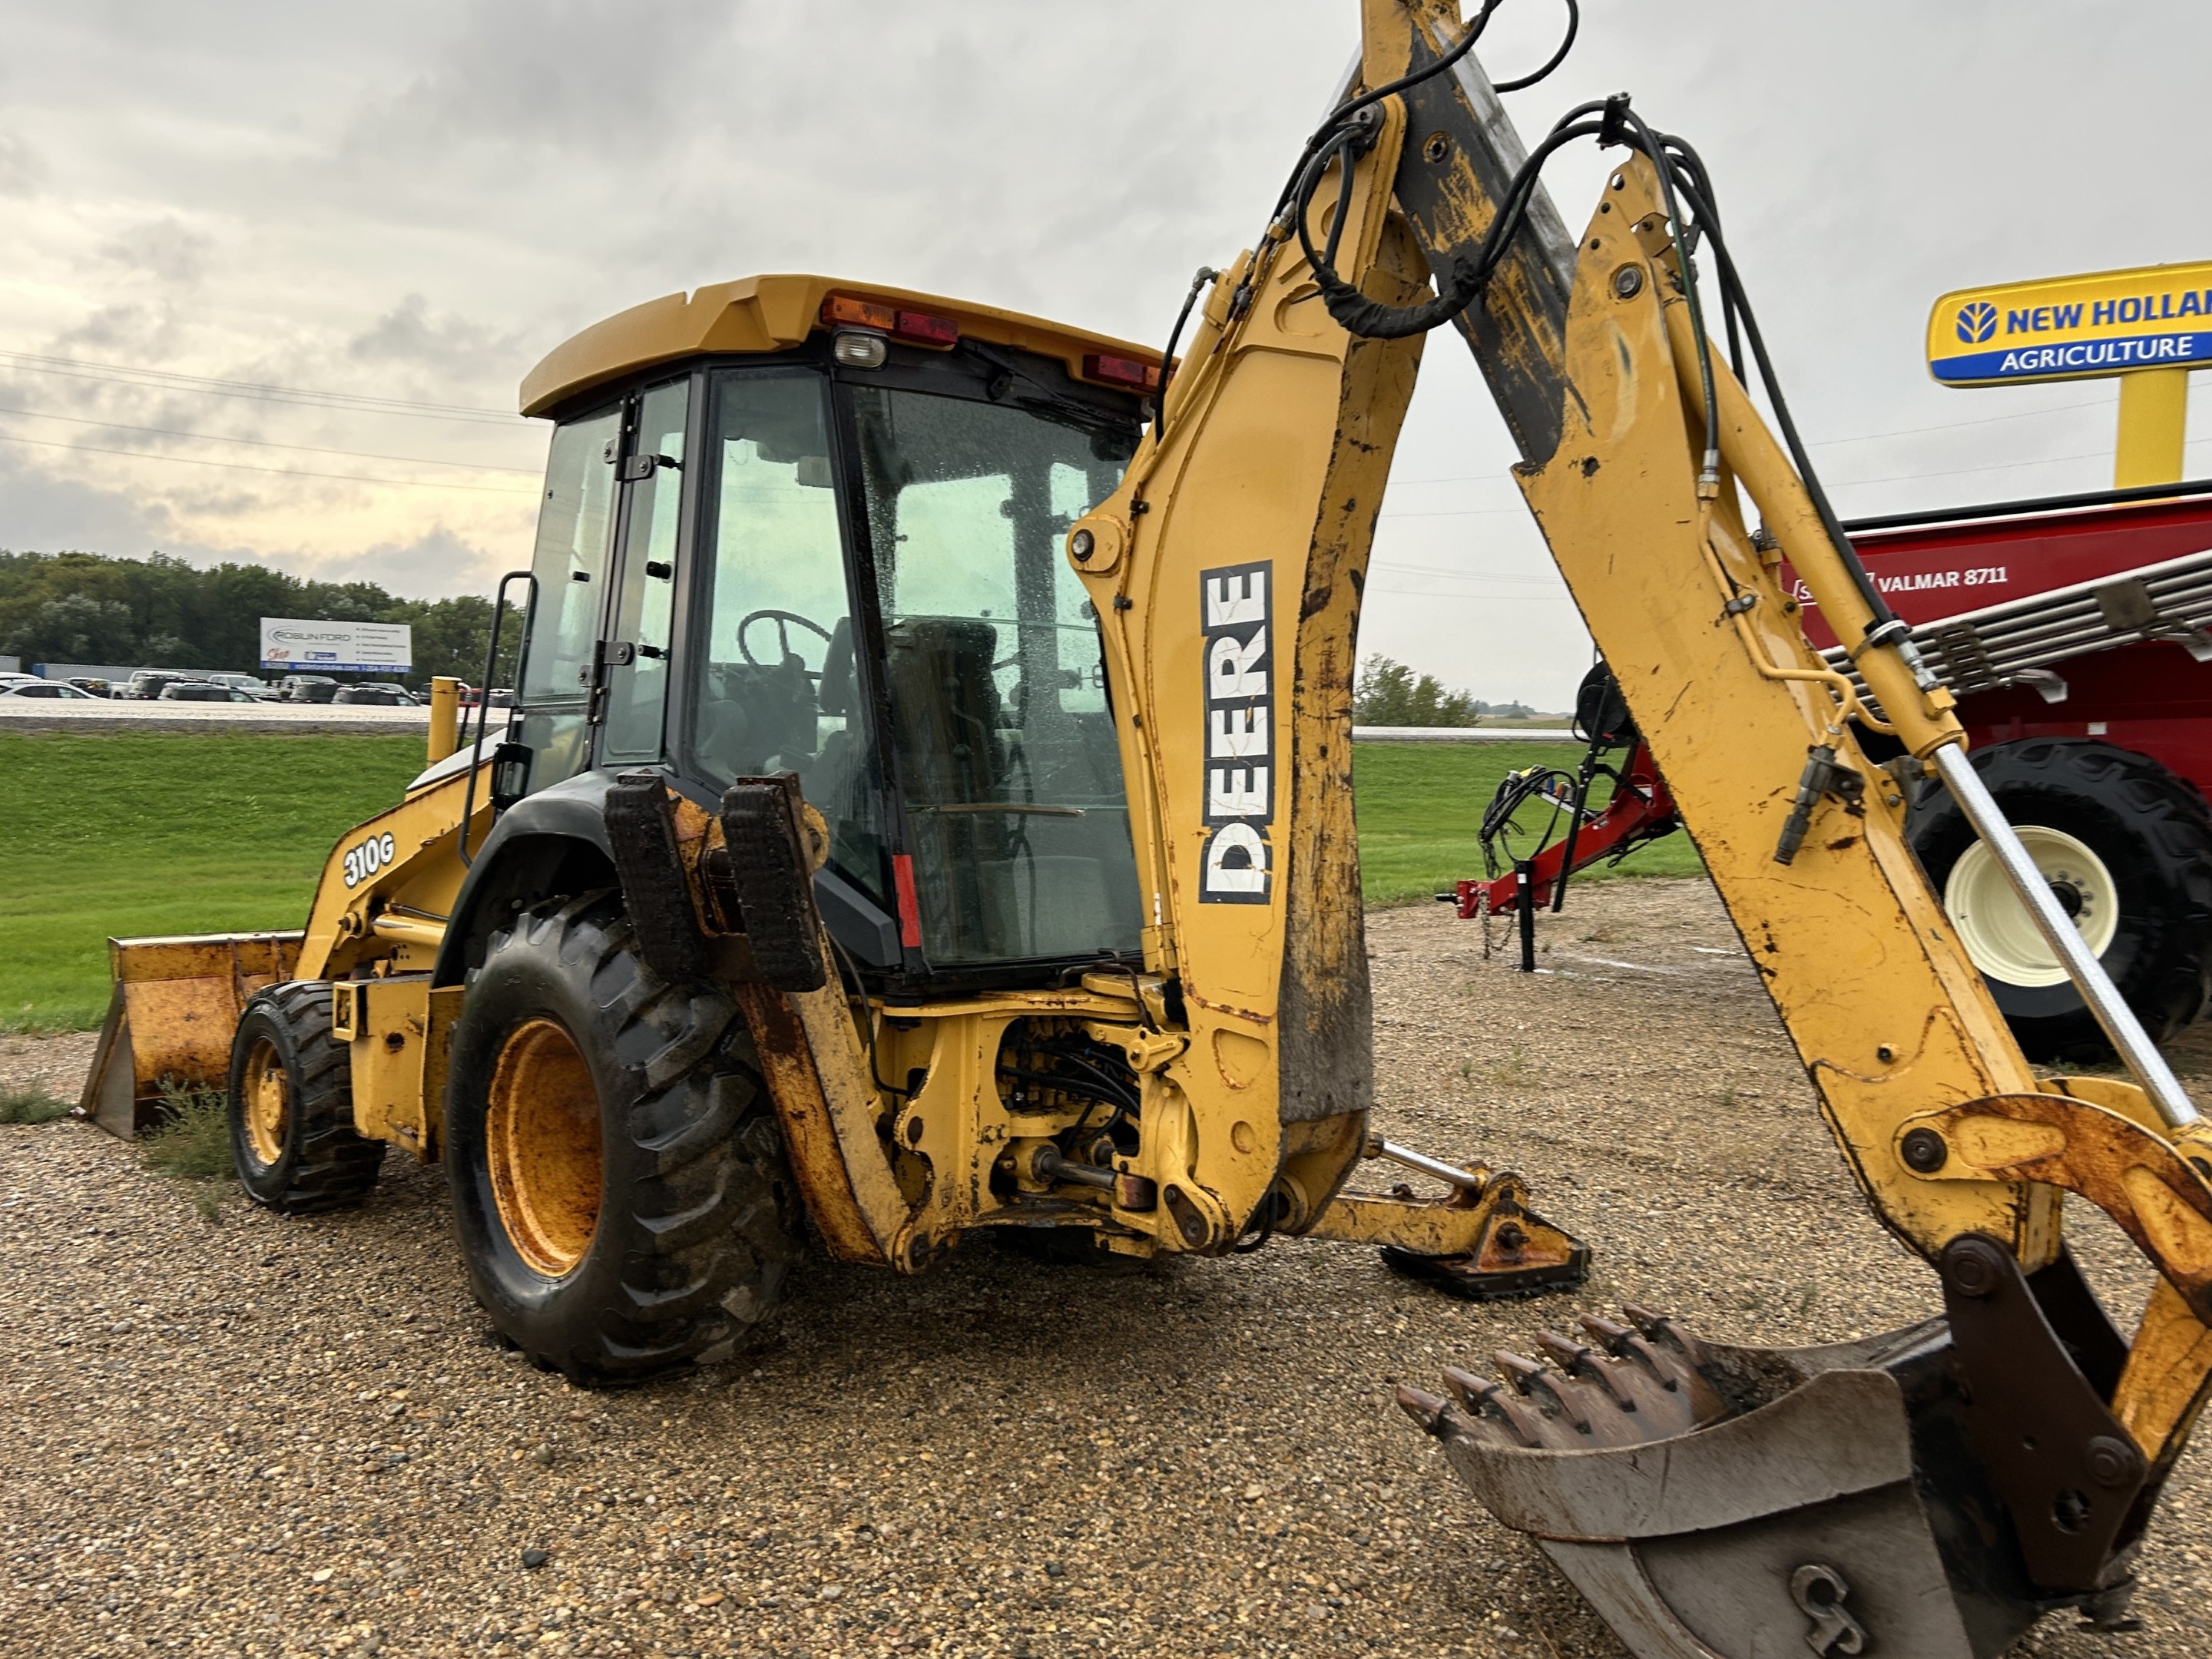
[1928,261,2212,386]
[259,618,412,674]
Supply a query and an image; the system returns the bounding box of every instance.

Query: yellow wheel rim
[240,1036,290,1168]
[485,1018,604,1278]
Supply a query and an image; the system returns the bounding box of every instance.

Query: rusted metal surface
[2114,1279,2212,1468]
[79,932,302,1137]
[1899,1091,2212,1325]
[1304,1167,1590,1298]
[484,1018,604,1278]
[730,982,893,1267]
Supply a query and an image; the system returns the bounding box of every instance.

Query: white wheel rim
[1943,825,2120,989]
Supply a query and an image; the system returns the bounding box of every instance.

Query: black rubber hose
[1614,105,1717,488]
[1267,0,1509,222]
[1297,115,1605,340]
[1151,265,1220,445]
[1492,0,1580,92]
[1666,174,1901,637]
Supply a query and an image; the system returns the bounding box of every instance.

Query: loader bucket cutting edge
[80,932,303,1137]
[1403,1240,2157,1658]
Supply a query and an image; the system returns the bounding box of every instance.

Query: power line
[1803,394,2117,448]
[0,351,531,426]
[1379,437,2208,518]
[1366,584,1563,601]
[1826,436,2207,491]
[0,404,545,474]
[1371,559,1558,584]
[1379,505,1528,519]
[1385,391,2135,490]
[0,430,540,494]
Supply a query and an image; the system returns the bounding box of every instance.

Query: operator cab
[505,276,1155,993]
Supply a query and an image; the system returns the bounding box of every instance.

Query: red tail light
[1083,352,1161,392]
[820,295,960,349]
[894,309,959,346]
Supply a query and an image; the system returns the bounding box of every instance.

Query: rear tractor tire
[443,892,803,1386]
[227,982,386,1213]
[1910,738,2212,1062]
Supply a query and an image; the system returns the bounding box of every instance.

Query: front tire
[227,982,385,1213]
[1910,739,2212,1061]
[444,892,803,1386]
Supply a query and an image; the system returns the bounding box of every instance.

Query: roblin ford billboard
[259,618,412,675]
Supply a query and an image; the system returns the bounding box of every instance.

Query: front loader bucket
[1401,1239,2159,1657]
[80,932,301,1137]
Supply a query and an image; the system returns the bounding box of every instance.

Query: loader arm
[1069,0,2212,1647]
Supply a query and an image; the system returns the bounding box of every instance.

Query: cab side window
[688,371,882,899]
[516,407,620,790]
[601,381,689,763]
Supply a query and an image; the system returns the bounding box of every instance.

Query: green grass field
[0,733,429,1031]
[1351,740,1700,906]
[0,733,1700,1031]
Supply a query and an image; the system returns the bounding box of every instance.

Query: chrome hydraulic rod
[1369,1137,1485,1192]
[1932,742,2200,1128]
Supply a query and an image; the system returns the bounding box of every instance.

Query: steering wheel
[737,608,834,670]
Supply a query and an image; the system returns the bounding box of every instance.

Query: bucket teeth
[1536,1330,1641,1412]
[1442,1365,1548,1447]
[1497,1350,1595,1432]
[1575,1311,1635,1351]
[1419,1308,1735,1453]
[1393,1383,1450,1435]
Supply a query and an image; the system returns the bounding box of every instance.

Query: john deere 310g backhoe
[84,2,2211,1652]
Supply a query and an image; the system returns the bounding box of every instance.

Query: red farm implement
[1455,478,2212,1059]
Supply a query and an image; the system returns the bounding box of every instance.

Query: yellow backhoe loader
[83,2,2212,1652]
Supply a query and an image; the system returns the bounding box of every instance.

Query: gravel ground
[2,879,2206,1659]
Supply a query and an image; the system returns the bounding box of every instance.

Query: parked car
[458,687,515,709]
[118,671,204,700]
[0,681,98,698]
[332,684,414,707]
[0,672,44,690]
[157,683,260,704]
[65,677,111,697]
[275,674,339,704]
[204,672,276,700]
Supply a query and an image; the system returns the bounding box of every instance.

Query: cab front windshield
[852,383,1142,966]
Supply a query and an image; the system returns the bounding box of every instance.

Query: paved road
[0,700,432,736]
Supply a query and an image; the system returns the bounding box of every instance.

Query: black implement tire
[227,982,385,1213]
[444,892,803,1386]
[1910,739,2212,1062]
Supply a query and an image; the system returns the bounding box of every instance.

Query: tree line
[0,552,1522,718]
[0,550,518,685]
[1354,653,1534,727]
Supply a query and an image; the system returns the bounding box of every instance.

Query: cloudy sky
[4,0,2208,706]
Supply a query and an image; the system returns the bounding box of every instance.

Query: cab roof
[518,273,1159,418]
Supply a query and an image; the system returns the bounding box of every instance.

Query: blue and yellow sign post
[1927,261,2212,488]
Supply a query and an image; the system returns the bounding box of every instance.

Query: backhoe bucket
[1400,1239,2160,1657]
[80,932,302,1137]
